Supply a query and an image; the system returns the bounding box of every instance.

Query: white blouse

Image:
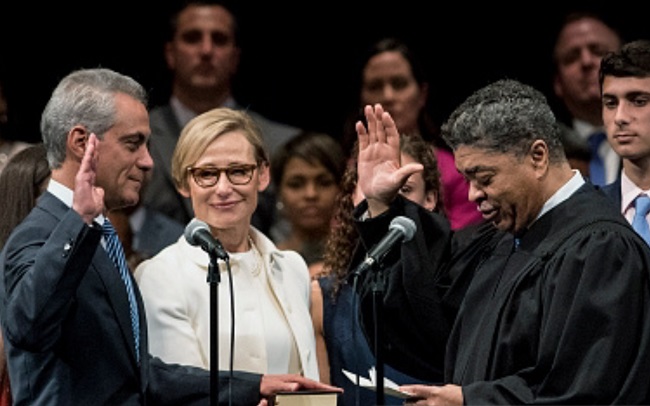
[134,227,318,380]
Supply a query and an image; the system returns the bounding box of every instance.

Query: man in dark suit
[0,68,337,405]
[551,11,622,185]
[144,1,301,236]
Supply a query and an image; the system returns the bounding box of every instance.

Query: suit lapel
[39,192,141,365]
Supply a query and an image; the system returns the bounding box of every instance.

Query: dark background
[1,2,649,146]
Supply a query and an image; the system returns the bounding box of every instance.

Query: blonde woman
[135,107,319,380]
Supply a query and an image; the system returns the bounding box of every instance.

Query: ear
[423,190,438,212]
[529,139,550,176]
[68,126,90,162]
[178,185,191,198]
[257,162,270,192]
[175,169,191,198]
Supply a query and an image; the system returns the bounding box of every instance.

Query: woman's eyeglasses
[187,164,258,187]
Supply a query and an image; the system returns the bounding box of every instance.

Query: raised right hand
[356,104,423,217]
[72,133,105,224]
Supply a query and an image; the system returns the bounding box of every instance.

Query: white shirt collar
[536,169,585,221]
[620,171,650,215]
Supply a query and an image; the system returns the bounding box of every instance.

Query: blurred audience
[0,78,31,174]
[143,0,301,236]
[270,131,346,277]
[311,133,440,405]
[343,37,482,229]
[0,144,50,249]
[551,11,622,184]
[0,143,50,406]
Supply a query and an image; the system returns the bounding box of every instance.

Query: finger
[394,163,424,186]
[364,104,378,144]
[382,110,400,150]
[280,381,300,393]
[374,103,387,144]
[356,119,369,151]
[400,389,421,405]
[81,133,98,173]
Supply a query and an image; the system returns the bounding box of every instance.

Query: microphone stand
[371,262,386,406]
[207,252,221,406]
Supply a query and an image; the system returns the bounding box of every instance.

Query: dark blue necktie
[102,219,140,362]
[632,195,650,246]
[588,131,607,186]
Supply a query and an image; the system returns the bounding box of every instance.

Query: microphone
[352,215,416,277]
[184,218,229,261]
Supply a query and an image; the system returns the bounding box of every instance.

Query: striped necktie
[102,219,140,362]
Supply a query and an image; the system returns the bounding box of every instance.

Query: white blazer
[135,227,319,380]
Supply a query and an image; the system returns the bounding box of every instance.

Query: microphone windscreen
[389,216,417,242]
[184,218,209,246]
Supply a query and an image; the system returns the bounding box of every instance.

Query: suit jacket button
[62,240,74,257]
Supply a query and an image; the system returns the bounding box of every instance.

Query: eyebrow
[463,166,482,176]
[121,132,148,142]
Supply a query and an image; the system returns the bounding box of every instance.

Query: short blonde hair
[171,107,270,191]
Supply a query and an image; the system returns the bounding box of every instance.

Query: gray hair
[441,79,566,163]
[40,68,148,169]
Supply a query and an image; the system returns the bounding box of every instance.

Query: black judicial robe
[355,184,650,404]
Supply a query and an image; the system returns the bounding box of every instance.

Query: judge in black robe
[352,81,650,405]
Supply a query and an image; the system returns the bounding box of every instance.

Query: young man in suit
[0,67,337,405]
[599,40,650,245]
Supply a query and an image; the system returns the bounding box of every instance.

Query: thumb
[394,162,424,184]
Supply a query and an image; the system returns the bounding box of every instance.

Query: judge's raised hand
[356,104,423,217]
[72,133,105,224]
